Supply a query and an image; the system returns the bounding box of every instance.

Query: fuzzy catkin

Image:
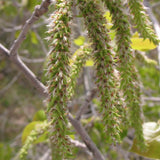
[104,0,146,149]
[77,0,122,144]
[67,44,92,99]
[19,122,49,160]
[128,0,159,45]
[46,0,73,159]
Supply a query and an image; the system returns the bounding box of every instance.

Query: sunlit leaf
[33,110,46,121]
[74,36,85,46]
[22,121,42,144]
[131,121,160,159]
[34,131,48,144]
[104,11,112,22]
[132,31,140,38]
[85,59,94,66]
[109,30,116,40]
[131,38,157,51]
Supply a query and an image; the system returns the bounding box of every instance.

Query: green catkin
[19,122,49,160]
[128,0,159,45]
[103,0,146,149]
[67,44,92,99]
[77,0,121,144]
[46,0,73,159]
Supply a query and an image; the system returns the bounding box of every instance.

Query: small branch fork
[0,0,104,159]
[10,0,51,57]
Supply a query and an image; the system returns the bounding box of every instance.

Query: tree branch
[0,44,47,97]
[68,113,105,160]
[10,0,51,56]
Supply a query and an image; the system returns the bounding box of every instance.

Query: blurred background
[0,0,160,159]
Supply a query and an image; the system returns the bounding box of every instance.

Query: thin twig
[68,113,105,160]
[0,44,47,97]
[142,96,160,102]
[69,138,88,150]
[10,0,51,56]
[20,56,45,63]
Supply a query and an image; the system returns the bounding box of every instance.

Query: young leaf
[131,38,157,51]
[74,36,85,46]
[131,121,160,159]
[21,121,42,144]
[33,110,46,121]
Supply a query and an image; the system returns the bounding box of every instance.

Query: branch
[20,56,45,63]
[143,96,160,102]
[69,138,88,150]
[68,113,105,160]
[0,44,47,97]
[9,0,51,56]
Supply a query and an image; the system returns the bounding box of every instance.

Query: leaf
[104,11,112,23]
[22,121,42,144]
[132,31,140,38]
[85,59,94,66]
[34,131,48,144]
[131,121,160,159]
[33,110,46,121]
[131,38,157,51]
[74,36,85,46]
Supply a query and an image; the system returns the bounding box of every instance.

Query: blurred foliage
[0,143,13,160]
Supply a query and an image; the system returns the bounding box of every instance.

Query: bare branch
[0,43,9,57]
[20,56,45,63]
[1,20,48,33]
[68,113,105,160]
[142,96,160,102]
[0,44,47,97]
[9,0,51,56]
[69,138,87,150]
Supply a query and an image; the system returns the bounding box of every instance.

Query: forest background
[0,0,160,160]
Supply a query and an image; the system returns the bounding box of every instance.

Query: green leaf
[131,38,157,51]
[131,121,160,159]
[34,131,48,144]
[85,59,94,66]
[22,121,42,144]
[104,11,112,23]
[33,110,46,121]
[74,36,85,46]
